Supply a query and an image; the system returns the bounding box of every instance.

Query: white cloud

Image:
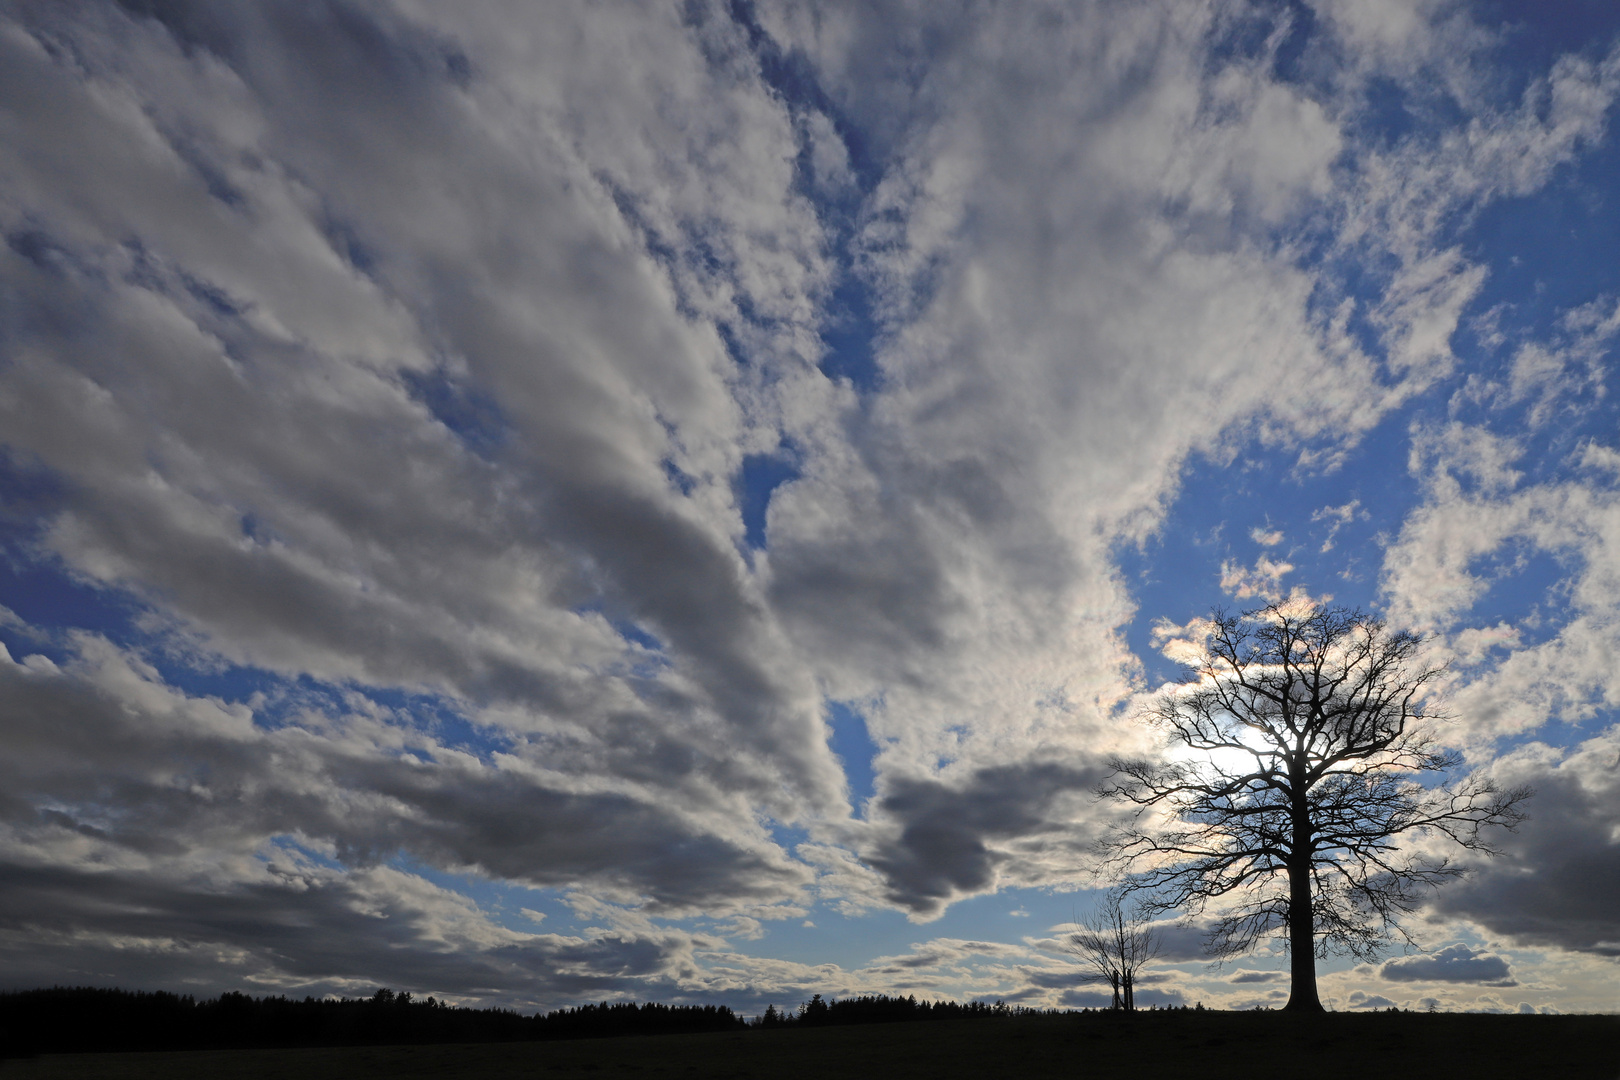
[1219,555,1296,601]
[1454,293,1618,428]
[1311,499,1366,552]
[1250,526,1285,547]
[1382,415,1620,742]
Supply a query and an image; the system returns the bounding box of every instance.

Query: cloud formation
[1,0,1619,1011]
[1432,728,1620,959]
[1381,943,1514,985]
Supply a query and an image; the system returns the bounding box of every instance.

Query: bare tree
[1099,601,1530,1013]
[1066,890,1159,1010]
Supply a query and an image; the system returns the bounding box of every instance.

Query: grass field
[4,1011,1617,1079]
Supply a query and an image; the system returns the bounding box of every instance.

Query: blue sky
[2,0,1619,1015]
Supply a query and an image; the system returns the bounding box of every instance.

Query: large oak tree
[1100,601,1530,1012]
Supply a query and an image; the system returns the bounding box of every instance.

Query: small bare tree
[1067,891,1159,1011]
[1099,601,1531,1013]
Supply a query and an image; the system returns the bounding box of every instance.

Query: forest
[2,993,1615,1080]
[0,986,1046,1057]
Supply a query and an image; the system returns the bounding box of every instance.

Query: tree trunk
[1283,859,1323,1012]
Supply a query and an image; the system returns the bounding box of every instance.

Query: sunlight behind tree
[1099,603,1531,1012]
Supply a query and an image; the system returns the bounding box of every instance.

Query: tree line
[0,986,741,1056]
[756,993,1053,1027]
[0,986,1052,1056]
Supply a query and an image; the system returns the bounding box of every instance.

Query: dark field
[4,1011,1617,1080]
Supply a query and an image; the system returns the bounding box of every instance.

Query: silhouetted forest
[0,987,737,1055]
[758,993,1050,1027]
[0,986,1054,1056]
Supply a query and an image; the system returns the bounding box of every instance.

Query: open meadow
[4,1012,1617,1080]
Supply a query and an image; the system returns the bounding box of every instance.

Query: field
[4,1011,1616,1079]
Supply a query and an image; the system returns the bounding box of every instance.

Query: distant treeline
[0,987,740,1056]
[760,993,1051,1027]
[0,986,1049,1056]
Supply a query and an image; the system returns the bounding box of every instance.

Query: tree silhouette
[798,994,830,1025]
[1066,890,1159,1010]
[1099,601,1531,1012]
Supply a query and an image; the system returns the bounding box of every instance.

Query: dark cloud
[1381,944,1514,985]
[1033,917,1214,964]
[1145,920,1219,963]
[1229,970,1286,984]
[859,937,1021,978]
[1431,732,1620,958]
[0,636,809,914]
[1023,969,1095,990]
[0,858,699,1010]
[863,762,1099,916]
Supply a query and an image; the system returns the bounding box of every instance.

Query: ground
[3,1011,1616,1079]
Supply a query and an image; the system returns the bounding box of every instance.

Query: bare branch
[1095,602,1531,1012]
[1066,891,1160,1010]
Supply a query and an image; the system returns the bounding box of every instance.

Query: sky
[1,0,1619,1017]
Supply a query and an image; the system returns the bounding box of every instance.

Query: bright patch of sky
[1,0,1618,1016]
